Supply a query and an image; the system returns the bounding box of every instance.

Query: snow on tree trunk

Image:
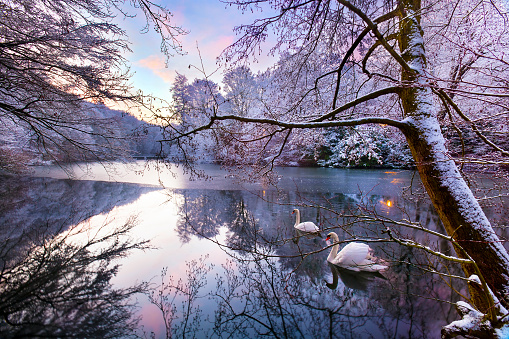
[403,111,509,310]
[398,0,509,310]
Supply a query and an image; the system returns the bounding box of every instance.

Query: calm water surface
[5,161,499,338]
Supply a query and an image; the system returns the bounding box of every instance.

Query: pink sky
[120,0,277,100]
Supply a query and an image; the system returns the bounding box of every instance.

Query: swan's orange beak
[325,235,330,241]
[291,211,295,214]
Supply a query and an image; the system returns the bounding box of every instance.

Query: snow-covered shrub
[317,126,413,168]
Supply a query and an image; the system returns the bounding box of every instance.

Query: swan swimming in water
[326,232,387,272]
[292,208,321,237]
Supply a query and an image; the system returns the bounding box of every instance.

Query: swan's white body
[292,209,320,234]
[326,232,387,272]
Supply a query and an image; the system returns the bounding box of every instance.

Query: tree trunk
[402,115,509,310]
[397,0,509,310]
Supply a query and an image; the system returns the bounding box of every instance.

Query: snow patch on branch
[442,301,491,337]
[469,275,509,316]
[495,325,509,339]
[442,293,509,338]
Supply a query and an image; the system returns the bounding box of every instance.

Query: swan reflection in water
[324,231,387,290]
[292,208,322,243]
[325,262,387,291]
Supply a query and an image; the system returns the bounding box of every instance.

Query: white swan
[292,208,321,236]
[326,232,387,272]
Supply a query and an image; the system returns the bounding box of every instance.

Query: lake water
[3,161,506,338]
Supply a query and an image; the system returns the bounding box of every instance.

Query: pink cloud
[205,35,235,56]
[182,33,234,59]
[137,55,175,83]
[169,8,186,27]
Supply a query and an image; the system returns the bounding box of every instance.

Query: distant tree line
[0,102,163,172]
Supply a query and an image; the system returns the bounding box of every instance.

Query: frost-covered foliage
[167,0,508,171]
[164,0,508,172]
[222,66,260,117]
[423,0,509,165]
[318,127,381,167]
[169,64,413,168]
[165,74,225,163]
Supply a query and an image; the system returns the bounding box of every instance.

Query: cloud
[201,35,235,58]
[180,35,235,77]
[136,55,175,83]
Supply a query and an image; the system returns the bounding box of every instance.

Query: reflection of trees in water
[176,190,266,253]
[0,217,148,338]
[149,251,456,337]
[145,256,212,339]
[176,190,235,243]
[225,199,261,252]
[481,197,509,248]
[0,175,159,244]
[0,175,472,336]
[462,172,509,248]
[175,190,363,250]
[172,188,465,337]
[0,176,160,337]
[213,256,396,338]
[373,246,462,338]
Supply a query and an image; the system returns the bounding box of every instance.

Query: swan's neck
[294,210,300,225]
[328,242,339,262]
